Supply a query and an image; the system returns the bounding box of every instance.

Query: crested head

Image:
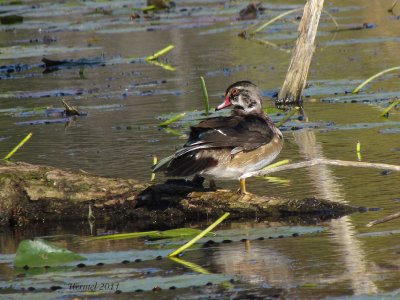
[216,80,263,114]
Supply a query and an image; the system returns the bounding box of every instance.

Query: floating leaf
[89,228,207,242]
[14,239,86,268]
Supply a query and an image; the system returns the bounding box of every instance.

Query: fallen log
[0,161,358,227]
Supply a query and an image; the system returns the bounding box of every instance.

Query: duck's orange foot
[237,178,253,195]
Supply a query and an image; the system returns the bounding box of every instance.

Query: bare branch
[241,158,400,179]
[366,211,400,227]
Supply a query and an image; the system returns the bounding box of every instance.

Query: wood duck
[154,81,283,194]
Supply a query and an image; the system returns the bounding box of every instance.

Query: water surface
[1,0,400,298]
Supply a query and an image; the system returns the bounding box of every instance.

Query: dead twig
[388,0,399,13]
[366,211,400,227]
[240,158,400,179]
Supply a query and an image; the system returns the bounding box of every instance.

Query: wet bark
[277,0,324,106]
[0,161,358,227]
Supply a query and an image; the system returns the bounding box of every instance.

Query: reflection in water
[294,129,378,294]
[212,241,293,286]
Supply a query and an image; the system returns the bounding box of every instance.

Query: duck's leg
[238,178,252,195]
[209,179,217,190]
[192,174,205,187]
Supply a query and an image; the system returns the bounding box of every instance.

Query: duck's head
[216,81,263,114]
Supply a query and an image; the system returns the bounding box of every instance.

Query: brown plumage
[154,81,283,191]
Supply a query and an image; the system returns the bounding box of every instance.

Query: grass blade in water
[262,159,290,170]
[151,155,157,181]
[380,98,400,117]
[251,8,302,34]
[3,132,32,161]
[147,59,176,71]
[159,112,186,127]
[89,231,159,241]
[168,212,230,257]
[169,256,211,274]
[200,76,209,116]
[276,107,300,128]
[88,228,204,242]
[146,44,175,61]
[352,66,400,94]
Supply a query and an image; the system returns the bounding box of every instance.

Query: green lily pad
[14,239,86,268]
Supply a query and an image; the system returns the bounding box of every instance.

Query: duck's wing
[153,115,276,177]
[180,115,275,155]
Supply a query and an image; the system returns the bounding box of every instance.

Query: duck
[153,80,283,194]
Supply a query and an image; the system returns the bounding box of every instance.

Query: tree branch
[366,211,400,227]
[240,158,400,179]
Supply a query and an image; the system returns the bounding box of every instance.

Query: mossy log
[0,161,358,226]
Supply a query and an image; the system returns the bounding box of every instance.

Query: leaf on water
[156,228,205,239]
[88,228,207,242]
[89,231,159,241]
[14,239,86,268]
[206,226,325,243]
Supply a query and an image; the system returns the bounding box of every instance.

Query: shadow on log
[0,162,359,227]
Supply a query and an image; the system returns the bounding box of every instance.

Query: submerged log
[0,161,358,227]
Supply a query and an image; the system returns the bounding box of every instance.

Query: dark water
[1,0,400,298]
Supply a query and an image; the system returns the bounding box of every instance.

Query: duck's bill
[215,97,232,111]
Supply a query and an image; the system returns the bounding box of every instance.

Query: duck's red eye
[230,88,239,96]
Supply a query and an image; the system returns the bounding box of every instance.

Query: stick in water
[366,211,400,227]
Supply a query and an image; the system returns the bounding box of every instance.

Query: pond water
[1,0,400,298]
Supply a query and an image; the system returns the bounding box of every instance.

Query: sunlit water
[1,0,400,298]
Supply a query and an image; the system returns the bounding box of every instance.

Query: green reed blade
[352,66,400,94]
[151,155,157,181]
[200,76,209,116]
[146,44,175,61]
[3,132,32,161]
[380,99,400,117]
[251,8,302,35]
[276,107,300,128]
[168,212,230,257]
[159,112,186,127]
[147,59,176,71]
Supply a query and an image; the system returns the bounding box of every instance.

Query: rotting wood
[0,161,357,226]
[277,0,324,106]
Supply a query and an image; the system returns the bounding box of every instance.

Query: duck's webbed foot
[191,174,205,187]
[237,178,253,195]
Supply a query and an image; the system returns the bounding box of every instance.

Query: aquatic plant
[146,44,175,61]
[200,76,210,116]
[168,213,230,257]
[3,132,32,161]
[352,66,400,94]
[158,112,186,127]
[380,98,400,117]
[275,107,300,128]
